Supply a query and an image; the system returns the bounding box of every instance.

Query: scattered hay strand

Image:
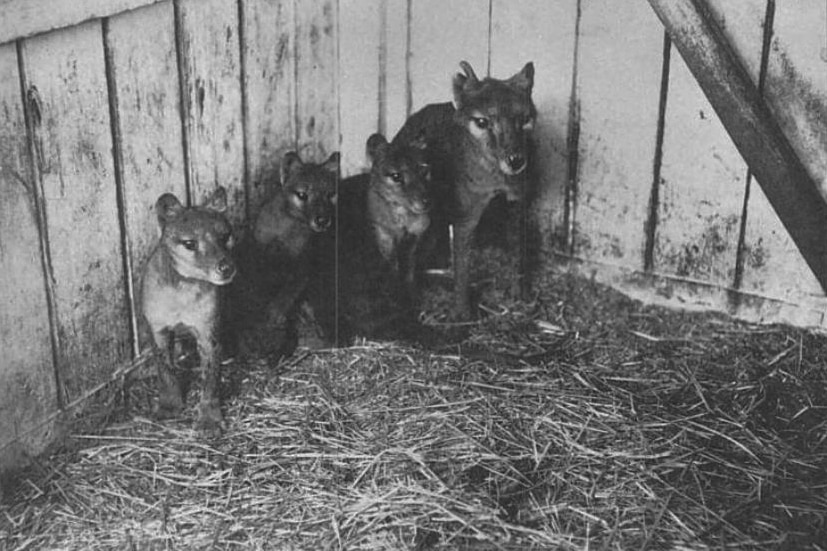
[2,271,827,550]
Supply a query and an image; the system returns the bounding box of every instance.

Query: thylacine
[306,133,432,345]
[394,60,536,319]
[226,151,339,357]
[140,188,236,436]
[364,132,431,306]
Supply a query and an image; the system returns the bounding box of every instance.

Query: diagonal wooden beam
[647,0,827,294]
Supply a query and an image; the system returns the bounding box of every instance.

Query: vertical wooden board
[384,0,410,138]
[295,0,338,162]
[741,185,823,303]
[179,0,245,223]
[23,21,131,400]
[654,50,747,286]
[765,1,827,199]
[108,1,187,339]
[408,0,489,111]
[0,43,58,464]
[571,0,663,269]
[338,0,381,176]
[735,0,826,301]
[490,0,576,251]
[242,0,296,212]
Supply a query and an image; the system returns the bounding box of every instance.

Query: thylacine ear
[508,61,535,94]
[322,151,341,176]
[280,151,304,187]
[202,186,228,213]
[366,133,389,164]
[452,60,480,110]
[155,193,184,226]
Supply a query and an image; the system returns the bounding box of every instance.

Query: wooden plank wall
[0,0,825,469]
[0,0,338,470]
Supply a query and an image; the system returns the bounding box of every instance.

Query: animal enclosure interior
[1,0,826,548]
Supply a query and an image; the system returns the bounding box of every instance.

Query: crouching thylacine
[226,151,339,358]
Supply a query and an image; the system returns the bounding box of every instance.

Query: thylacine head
[155,187,236,286]
[366,132,432,237]
[253,151,340,249]
[452,60,536,177]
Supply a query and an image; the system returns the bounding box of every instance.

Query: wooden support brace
[647,0,827,294]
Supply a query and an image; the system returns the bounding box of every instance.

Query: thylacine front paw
[451,297,474,321]
[156,386,185,419]
[155,400,184,420]
[196,400,224,438]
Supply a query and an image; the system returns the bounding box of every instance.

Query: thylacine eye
[295,190,308,201]
[181,239,198,251]
[473,117,490,130]
[387,172,403,183]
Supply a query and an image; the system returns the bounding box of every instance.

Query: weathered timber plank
[107,1,187,349]
[648,0,827,293]
[654,8,749,287]
[738,1,826,303]
[490,0,577,254]
[0,42,58,469]
[21,20,131,401]
[338,0,381,176]
[704,0,766,77]
[295,0,338,161]
[383,0,410,138]
[408,0,488,111]
[765,1,827,196]
[0,0,165,45]
[241,0,296,216]
[565,257,827,330]
[177,0,245,224]
[742,172,825,304]
[700,0,825,305]
[571,0,663,270]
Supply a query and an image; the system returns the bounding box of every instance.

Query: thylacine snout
[157,193,236,286]
[455,60,536,178]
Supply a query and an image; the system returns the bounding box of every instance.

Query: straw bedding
[2,254,827,550]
